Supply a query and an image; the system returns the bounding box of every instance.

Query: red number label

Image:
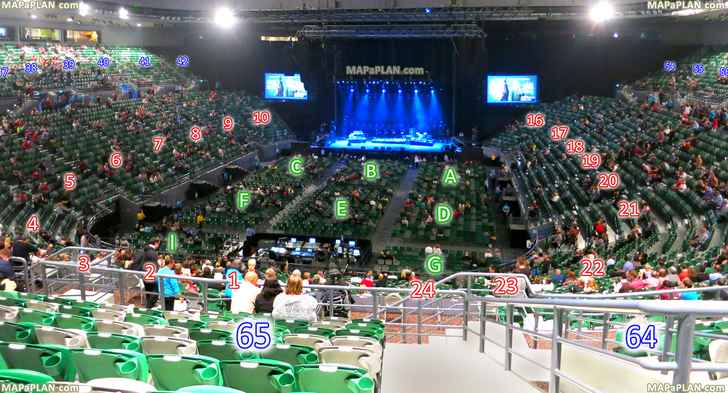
[411,280,436,299]
[525,112,545,128]
[189,126,202,143]
[580,258,606,277]
[63,172,77,191]
[227,271,240,289]
[565,139,586,155]
[78,255,90,273]
[26,214,40,233]
[617,200,640,218]
[580,153,602,170]
[252,110,272,126]
[152,136,166,153]
[550,125,570,141]
[222,115,235,132]
[108,151,123,169]
[597,172,621,190]
[143,262,157,282]
[492,277,519,295]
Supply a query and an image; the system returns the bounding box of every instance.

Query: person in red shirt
[360,271,374,288]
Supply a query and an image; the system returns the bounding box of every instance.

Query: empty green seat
[220,358,296,393]
[0,342,77,381]
[0,369,54,386]
[189,329,232,342]
[71,348,149,382]
[265,344,319,366]
[197,340,257,361]
[0,321,37,343]
[147,354,222,390]
[86,332,141,352]
[294,364,375,393]
[54,314,95,332]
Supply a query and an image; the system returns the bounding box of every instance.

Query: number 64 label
[234,319,272,351]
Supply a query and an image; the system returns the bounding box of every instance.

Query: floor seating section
[392,161,495,246]
[0,290,382,393]
[274,159,407,238]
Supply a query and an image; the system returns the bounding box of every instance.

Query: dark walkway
[371,166,420,252]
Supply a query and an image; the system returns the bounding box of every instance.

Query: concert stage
[324,136,458,153]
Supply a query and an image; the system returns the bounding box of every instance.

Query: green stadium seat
[147,354,223,390]
[0,342,77,381]
[71,348,149,382]
[220,358,296,393]
[294,364,375,393]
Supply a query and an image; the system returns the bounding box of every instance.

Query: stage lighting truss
[298,24,485,39]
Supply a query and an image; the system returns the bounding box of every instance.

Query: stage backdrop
[164,19,698,140]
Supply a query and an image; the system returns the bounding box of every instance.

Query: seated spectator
[679,279,700,300]
[255,269,282,314]
[272,275,318,322]
[231,271,261,314]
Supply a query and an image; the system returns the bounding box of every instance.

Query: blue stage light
[381,88,386,93]
[425,7,432,13]
[398,89,402,93]
[365,88,370,93]
[414,89,419,93]
[350,88,355,93]
[430,88,435,93]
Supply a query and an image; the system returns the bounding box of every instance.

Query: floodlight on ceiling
[79,2,90,16]
[589,1,615,23]
[214,7,237,28]
[119,7,129,20]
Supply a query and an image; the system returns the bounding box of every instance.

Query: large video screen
[264,73,308,101]
[486,75,538,104]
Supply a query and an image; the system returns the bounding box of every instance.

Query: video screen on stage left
[486,75,538,104]
[264,73,308,101]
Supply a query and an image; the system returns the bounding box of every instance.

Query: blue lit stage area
[322,79,459,154]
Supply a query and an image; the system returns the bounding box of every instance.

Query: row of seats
[0,290,384,393]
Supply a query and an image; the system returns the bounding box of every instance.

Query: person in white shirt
[272,275,318,322]
[231,271,261,314]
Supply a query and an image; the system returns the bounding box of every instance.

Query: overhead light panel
[119,7,129,20]
[214,7,237,28]
[589,1,615,23]
[79,1,90,16]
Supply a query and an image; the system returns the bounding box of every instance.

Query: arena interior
[0,0,726,392]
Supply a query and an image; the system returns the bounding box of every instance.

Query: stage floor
[325,138,457,153]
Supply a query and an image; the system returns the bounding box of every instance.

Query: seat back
[318,346,378,376]
[147,354,222,390]
[71,348,149,382]
[143,325,189,339]
[86,332,141,352]
[0,305,19,322]
[189,328,232,342]
[265,343,319,366]
[35,326,89,349]
[0,342,77,381]
[0,321,37,343]
[141,336,197,355]
[96,320,144,336]
[197,340,256,361]
[92,308,127,322]
[283,333,331,350]
[220,358,296,393]
[294,364,375,393]
[330,336,383,358]
[0,369,54,384]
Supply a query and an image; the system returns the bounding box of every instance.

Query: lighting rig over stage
[298,23,485,39]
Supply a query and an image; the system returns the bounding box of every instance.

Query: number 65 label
[234,319,272,351]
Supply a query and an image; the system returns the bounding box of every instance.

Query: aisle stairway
[371,166,419,252]
[263,158,347,232]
